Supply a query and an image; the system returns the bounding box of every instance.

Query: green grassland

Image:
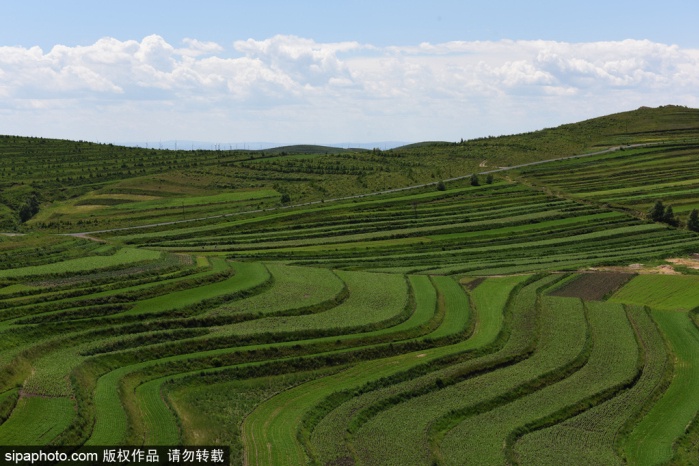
[1,105,699,464]
[609,274,699,311]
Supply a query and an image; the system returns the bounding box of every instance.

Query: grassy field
[622,310,699,466]
[609,274,699,311]
[0,106,699,465]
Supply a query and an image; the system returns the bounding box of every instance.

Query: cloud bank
[0,35,697,143]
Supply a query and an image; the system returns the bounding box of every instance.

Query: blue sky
[4,1,698,49]
[0,1,697,145]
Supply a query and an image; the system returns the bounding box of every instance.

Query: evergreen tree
[687,209,699,232]
[486,174,494,184]
[18,195,39,223]
[436,180,446,191]
[648,200,665,222]
[470,173,480,186]
[663,205,677,226]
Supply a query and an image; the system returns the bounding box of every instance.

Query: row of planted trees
[648,200,699,232]
[437,173,494,191]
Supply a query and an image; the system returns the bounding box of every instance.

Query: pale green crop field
[0,248,162,278]
[609,274,699,311]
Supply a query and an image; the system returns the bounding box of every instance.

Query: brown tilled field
[549,272,635,301]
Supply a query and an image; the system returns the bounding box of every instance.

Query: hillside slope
[0,105,697,232]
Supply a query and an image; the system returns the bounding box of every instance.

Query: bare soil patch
[549,272,635,301]
[592,263,680,275]
[667,257,699,270]
[460,276,486,291]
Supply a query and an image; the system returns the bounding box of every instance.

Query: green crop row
[623,310,699,465]
[0,247,162,279]
[512,305,664,464]
[0,396,75,445]
[437,300,638,465]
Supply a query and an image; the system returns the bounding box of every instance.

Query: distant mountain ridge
[119,140,412,151]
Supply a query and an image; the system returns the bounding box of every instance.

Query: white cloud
[0,35,697,142]
[180,38,224,57]
[232,35,363,90]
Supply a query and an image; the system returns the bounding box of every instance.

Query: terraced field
[102,180,699,276]
[1,106,699,465]
[514,142,699,215]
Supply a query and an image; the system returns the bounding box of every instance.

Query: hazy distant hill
[120,140,411,151]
